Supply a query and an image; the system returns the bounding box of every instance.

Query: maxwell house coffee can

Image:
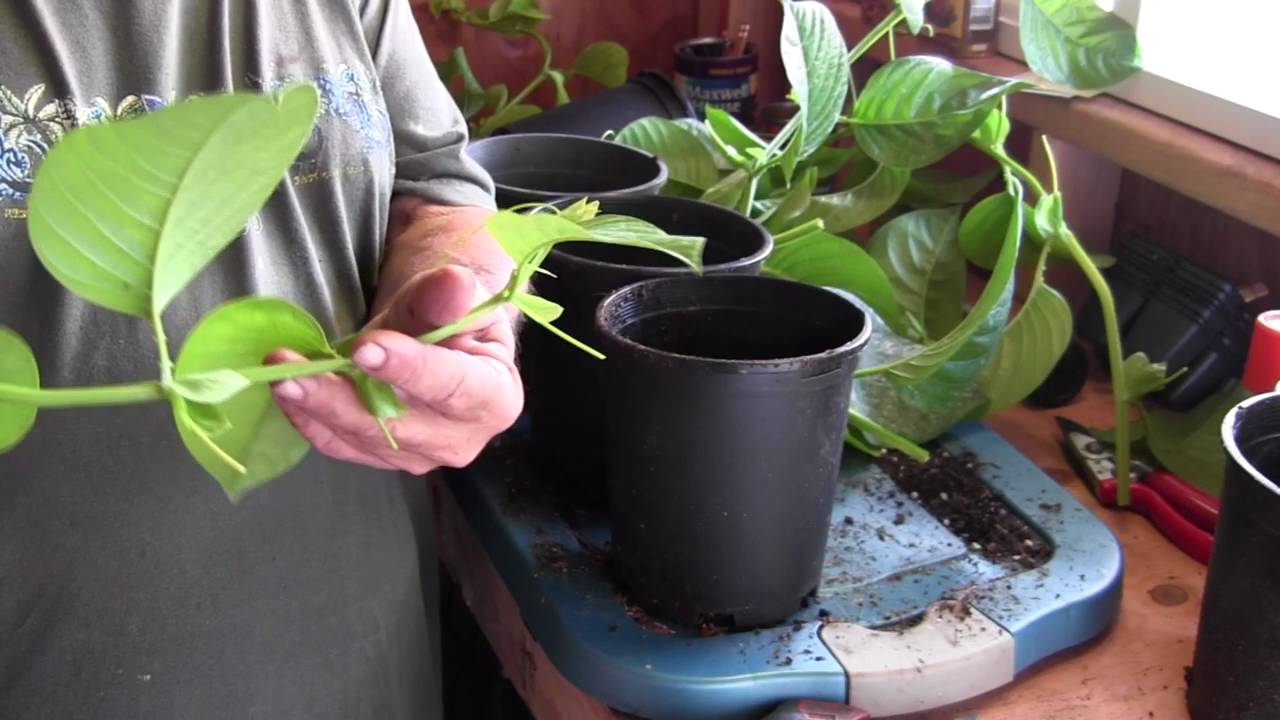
[673,37,759,125]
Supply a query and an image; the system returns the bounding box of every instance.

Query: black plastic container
[520,196,773,497]
[465,133,667,208]
[596,275,871,628]
[1188,392,1280,718]
[494,71,695,138]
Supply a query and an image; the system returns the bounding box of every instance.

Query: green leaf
[1121,352,1181,402]
[489,209,589,261]
[1020,0,1142,91]
[852,57,1029,169]
[775,120,805,185]
[558,197,600,223]
[615,117,720,190]
[484,83,510,114]
[511,291,564,324]
[899,0,928,34]
[974,246,1073,415]
[971,106,1011,150]
[173,297,334,500]
[186,401,233,438]
[803,144,864,179]
[579,215,706,272]
[167,369,252,404]
[547,70,570,106]
[570,41,629,88]
[764,230,909,337]
[868,207,966,341]
[705,106,768,158]
[1090,252,1117,269]
[351,373,406,421]
[28,85,320,317]
[0,327,39,453]
[482,0,551,32]
[1143,383,1250,497]
[861,174,1026,381]
[436,47,487,119]
[794,163,911,234]
[762,167,818,233]
[901,166,1000,209]
[700,169,754,210]
[780,0,849,159]
[959,193,1034,270]
[476,102,541,137]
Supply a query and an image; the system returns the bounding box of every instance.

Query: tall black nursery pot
[493,71,695,138]
[596,275,871,628]
[465,133,667,209]
[520,196,773,498]
[1188,391,1280,719]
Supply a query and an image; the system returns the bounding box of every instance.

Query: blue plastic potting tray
[445,422,1123,719]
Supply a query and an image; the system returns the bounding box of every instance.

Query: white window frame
[995,0,1280,162]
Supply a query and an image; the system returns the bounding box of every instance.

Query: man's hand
[267,264,522,474]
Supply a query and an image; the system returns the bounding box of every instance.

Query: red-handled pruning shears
[1056,416,1219,565]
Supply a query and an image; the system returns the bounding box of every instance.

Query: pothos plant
[0,84,705,501]
[428,0,630,137]
[616,0,1166,503]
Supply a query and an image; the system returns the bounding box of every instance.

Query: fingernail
[354,343,388,370]
[274,380,306,402]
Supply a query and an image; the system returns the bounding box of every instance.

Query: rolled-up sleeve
[362,0,496,209]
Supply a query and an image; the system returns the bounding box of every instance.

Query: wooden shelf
[826,1,1280,239]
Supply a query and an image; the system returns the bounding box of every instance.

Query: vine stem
[0,292,511,409]
[502,31,554,111]
[847,7,904,64]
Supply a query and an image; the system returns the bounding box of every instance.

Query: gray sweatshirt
[0,1,494,717]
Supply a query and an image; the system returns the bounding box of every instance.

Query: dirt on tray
[877,449,1053,571]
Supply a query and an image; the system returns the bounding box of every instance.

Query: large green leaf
[705,107,768,159]
[970,105,1011,150]
[1121,352,1181,402]
[860,175,1026,381]
[959,193,1034,270]
[27,85,319,317]
[974,246,1073,415]
[1143,383,1250,497]
[577,215,706,272]
[436,47,487,119]
[793,163,911,234]
[780,0,849,159]
[852,57,1029,169]
[901,166,1000,209]
[762,167,818,234]
[173,297,334,499]
[1020,0,1142,91]
[700,169,755,211]
[615,118,720,190]
[0,327,39,453]
[868,207,966,341]
[570,41,629,88]
[765,230,909,336]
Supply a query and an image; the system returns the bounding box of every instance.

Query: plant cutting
[616,0,1161,503]
[0,84,705,501]
[428,0,630,137]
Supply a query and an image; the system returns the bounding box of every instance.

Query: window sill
[826,1,1280,239]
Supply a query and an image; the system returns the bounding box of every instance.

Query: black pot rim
[545,196,773,276]
[467,133,669,202]
[1223,391,1280,498]
[596,274,873,372]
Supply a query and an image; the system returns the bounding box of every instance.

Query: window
[997,0,1280,161]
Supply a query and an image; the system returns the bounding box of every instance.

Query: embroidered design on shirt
[0,65,390,205]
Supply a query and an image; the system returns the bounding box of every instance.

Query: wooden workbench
[431,380,1206,719]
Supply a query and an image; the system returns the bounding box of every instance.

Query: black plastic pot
[465,133,667,209]
[1188,391,1280,719]
[494,71,695,138]
[520,196,773,498]
[596,275,871,628]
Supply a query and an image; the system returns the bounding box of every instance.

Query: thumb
[369,265,487,336]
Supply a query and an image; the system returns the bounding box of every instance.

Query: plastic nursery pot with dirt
[520,196,772,498]
[464,133,667,209]
[494,71,695,138]
[1187,391,1280,719]
[595,275,871,628]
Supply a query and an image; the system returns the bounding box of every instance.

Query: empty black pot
[1188,391,1280,719]
[596,275,871,628]
[465,133,668,209]
[520,196,773,498]
[494,71,695,138]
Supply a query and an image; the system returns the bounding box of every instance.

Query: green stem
[773,218,824,245]
[847,408,931,462]
[419,294,508,345]
[152,309,173,384]
[1063,229,1131,504]
[887,23,897,60]
[503,31,554,110]
[977,144,1048,199]
[847,7,904,64]
[0,380,166,408]
[1041,135,1060,193]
